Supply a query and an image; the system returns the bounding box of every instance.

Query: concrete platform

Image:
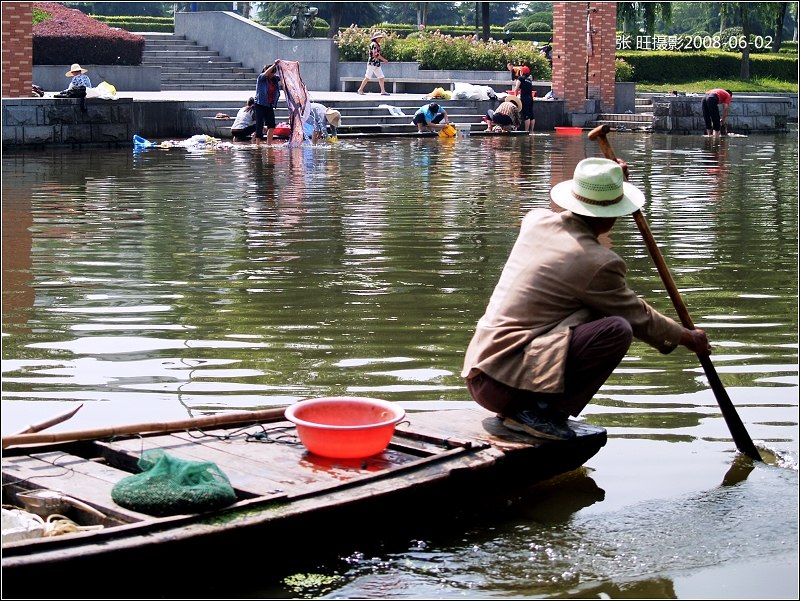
[114,89,436,104]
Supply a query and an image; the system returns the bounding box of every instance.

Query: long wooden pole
[587,125,763,462]
[2,407,287,449]
[13,403,83,435]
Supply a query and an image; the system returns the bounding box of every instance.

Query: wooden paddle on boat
[2,407,287,449]
[587,124,763,462]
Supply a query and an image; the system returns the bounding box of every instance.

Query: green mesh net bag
[111,449,237,516]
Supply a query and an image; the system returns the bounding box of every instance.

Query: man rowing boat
[462,158,711,440]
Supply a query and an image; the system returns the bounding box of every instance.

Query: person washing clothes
[702,89,733,137]
[413,102,449,133]
[486,95,521,132]
[230,97,257,141]
[305,102,341,144]
[254,62,281,145]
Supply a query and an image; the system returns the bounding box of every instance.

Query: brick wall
[2,2,33,98]
[552,1,616,113]
[587,2,617,113]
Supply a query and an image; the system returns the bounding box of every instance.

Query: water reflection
[2,132,797,598]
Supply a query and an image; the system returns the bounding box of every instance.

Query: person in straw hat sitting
[485,94,521,132]
[65,63,92,90]
[357,31,390,96]
[304,102,341,144]
[462,157,711,440]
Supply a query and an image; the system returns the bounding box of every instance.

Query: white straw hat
[66,63,88,76]
[325,108,341,127]
[371,31,386,41]
[550,157,645,218]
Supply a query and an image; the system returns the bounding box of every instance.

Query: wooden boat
[2,406,605,597]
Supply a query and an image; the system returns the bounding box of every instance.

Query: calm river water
[2,130,798,599]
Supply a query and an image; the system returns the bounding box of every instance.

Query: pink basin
[284,397,406,459]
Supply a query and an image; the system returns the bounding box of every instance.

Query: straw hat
[370,31,386,41]
[65,63,88,76]
[325,108,341,127]
[505,95,522,111]
[550,157,645,218]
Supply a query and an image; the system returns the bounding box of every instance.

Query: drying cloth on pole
[276,60,310,147]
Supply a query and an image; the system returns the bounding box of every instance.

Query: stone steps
[140,33,260,91]
[592,112,652,131]
[183,101,491,137]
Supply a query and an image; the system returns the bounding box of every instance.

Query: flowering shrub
[33,2,144,65]
[615,58,635,81]
[335,26,550,77]
[334,26,401,62]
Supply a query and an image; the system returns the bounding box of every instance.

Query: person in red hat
[508,63,535,134]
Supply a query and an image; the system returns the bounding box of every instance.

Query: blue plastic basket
[133,134,155,148]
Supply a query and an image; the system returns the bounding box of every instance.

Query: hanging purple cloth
[276,60,310,147]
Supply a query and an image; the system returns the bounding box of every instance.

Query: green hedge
[617,50,798,83]
[268,25,332,38]
[780,41,797,54]
[91,15,173,32]
[371,23,551,42]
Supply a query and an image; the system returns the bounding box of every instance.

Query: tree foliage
[64,2,172,16]
[256,2,382,27]
[617,2,672,37]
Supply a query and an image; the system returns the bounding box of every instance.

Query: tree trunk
[481,2,490,41]
[417,2,429,28]
[240,2,250,19]
[740,4,751,80]
[329,2,343,38]
[773,2,788,52]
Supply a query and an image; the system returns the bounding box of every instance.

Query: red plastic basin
[274,126,291,137]
[284,397,406,458]
[555,126,583,135]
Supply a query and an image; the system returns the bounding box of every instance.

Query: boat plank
[95,433,300,498]
[2,453,151,523]
[94,426,429,498]
[398,407,603,449]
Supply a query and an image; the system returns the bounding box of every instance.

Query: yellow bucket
[438,123,456,138]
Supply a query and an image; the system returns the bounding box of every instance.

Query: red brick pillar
[552,2,587,113]
[552,2,616,114]
[587,2,616,113]
[2,2,33,98]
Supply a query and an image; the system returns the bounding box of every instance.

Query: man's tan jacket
[462,209,684,393]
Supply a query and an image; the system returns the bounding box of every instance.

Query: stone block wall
[3,98,133,147]
[2,2,33,98]
[650,95,791,134]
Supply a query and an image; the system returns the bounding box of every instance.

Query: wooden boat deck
[2,407,605,597]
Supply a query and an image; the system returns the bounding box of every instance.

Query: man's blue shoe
[502,408,575,440]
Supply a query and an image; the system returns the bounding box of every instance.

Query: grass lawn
[637,76,797,94]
